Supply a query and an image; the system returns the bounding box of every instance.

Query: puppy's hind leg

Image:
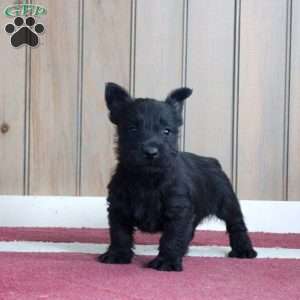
[216,192,257,259]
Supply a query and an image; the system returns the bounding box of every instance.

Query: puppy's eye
[128,126,137,132]
[163,128,171,135]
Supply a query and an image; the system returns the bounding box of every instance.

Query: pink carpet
[0,252,299,300]
[1,227,300,248]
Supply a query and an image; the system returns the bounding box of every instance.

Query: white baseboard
[0,196,299,233]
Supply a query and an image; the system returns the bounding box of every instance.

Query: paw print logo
[5,16,44,48]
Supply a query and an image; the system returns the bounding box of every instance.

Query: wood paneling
[80,0,131,195]
[134,0,183,98]
[185,0,235,178]
[0,1,26,194]
[0,0,299,201]
[288,1,300,200]
[237,0,287,200]
[29,0,79,195]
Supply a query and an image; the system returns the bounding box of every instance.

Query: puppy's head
[105,82,192,172]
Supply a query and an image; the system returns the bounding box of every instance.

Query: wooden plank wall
[29,0,79,195]
[81,0,131,195]
[289,0,300,201]
[185,0,235,178]
[0,0,299,201]
[134,0,183,98]
[0,0,26,194]
[237,0,287,200]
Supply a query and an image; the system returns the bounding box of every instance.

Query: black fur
[99,82,257,271]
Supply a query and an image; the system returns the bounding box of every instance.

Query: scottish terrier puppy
[99,82,257,271]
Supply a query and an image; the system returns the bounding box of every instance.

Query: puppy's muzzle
[142,146,159,160]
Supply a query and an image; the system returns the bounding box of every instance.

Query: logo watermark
[4,0,47,18]
[3,1,47,48]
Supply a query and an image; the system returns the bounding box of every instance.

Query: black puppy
[99,83,257,271]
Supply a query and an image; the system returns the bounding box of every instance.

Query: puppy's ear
[165,87,193,115]
[105,82,132,124]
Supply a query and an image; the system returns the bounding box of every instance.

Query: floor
[0,228,299,300]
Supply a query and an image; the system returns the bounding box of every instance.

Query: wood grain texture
[288,1,300,200]
[185,0,235,178]
[0,1,26,194]
[0,0,298,201]
[80,0,131,196]
[237,0,287,200]
[29,0,79,195]
[134,0,183,99]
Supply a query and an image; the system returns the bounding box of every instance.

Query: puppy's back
[179,152,222,171]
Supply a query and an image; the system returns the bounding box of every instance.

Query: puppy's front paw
[147,256,183,272]
[228,248,257,259]
[98,250,133,264]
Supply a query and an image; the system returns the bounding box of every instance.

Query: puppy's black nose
[143,146,159,160]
